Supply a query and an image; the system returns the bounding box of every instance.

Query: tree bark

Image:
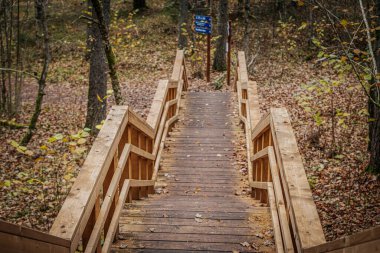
[85,0,110,133]
[133,0,147,10]
[21,0,50,145]
[368,0,380,174]
[178,0,188,49]
[213,0,228,71]
[90,0,123,105]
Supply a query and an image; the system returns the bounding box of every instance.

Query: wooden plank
[152,115,179,181]
[50,106,129,252]
[83,144,131,253]
[129,179,155,187]
[268,183,284,253]
[304,226,380,253]
[147,80,169,132]
[128,108,154,139]
[252,146,269,161]
[130,144,155,160]
[270,108,326,251]
[237,51,249,85]
[0,231,70,253]
[249,181,268,189]
[268,147,294,253]
[102,180,131,253]
[170,50,184,84]
[248,81,262,129]
[0,221,70,247]
[251,112,270,146]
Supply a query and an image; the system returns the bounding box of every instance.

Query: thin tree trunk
[21,0,50,145]
[90,0,123,105]
[213,0,228,71]
[133,0,146,10]
[85,0,109,133]
[368,0,380,174]
[178,0,188,49]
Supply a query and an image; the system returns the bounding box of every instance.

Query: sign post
[194,15,212,82]
[227,20,232,86]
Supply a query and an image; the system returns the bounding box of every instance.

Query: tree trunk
[90,0,123,105]
[133,0,146,10]
[85,0,109,133]
[368,0,380,174]
[178,0,188,49]
[237,0,244,17]
[21,0,50,145]
[213,0,228,71]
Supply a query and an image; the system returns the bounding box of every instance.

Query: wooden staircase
[112,92,274,252]
[1,50,379,253]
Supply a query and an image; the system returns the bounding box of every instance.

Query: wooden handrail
[0,220,71,253]
[0,50,190,253]
[303,226,380,253]
[235,51,326,253]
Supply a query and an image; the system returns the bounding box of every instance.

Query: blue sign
[194,21,211,28]
[195,27,211,35]
[195,15,212,22]
[194,15,212,35]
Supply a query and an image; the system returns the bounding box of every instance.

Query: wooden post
[206,33,211,82]
[227,20,231,86]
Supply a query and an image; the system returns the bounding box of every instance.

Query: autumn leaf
[340,19,348,27]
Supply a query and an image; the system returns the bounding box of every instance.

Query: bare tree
[90,0,123,105]
[0,0,23,117]
[21,0,50,145]
[178,0,189,49]
[85,0,110,133]
[213,0,228,71]
[368,0,380,173]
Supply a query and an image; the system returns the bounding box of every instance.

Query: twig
[0,68,38,80]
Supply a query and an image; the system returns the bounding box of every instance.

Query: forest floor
[0,0,379,244]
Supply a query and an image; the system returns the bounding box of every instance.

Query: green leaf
[54,134,64,140]
[83,127,91,132]
[4,180,11,187]
[77,138,86,145]
[80,131,90,138]
[10,140,19,148]
[18,146,27,152]
[95,124,102,130]
[340,19,348,27]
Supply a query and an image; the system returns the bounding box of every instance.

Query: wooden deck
[112,92,274,252]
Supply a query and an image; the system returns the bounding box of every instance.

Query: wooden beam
[0,221,70,253]
[50,106,129,252]
[127,109,154,139]
[268,147,294,253]
[237,51,249,85]
[248,81,261,129]
[130,145,155,160]
[102,180,131,253]
[170,50,184,84]
[270,108,325,251]
[268,183,284,253]
[83,145,131,253]
[250,181,268,189]
[304,226,380,253]
[129,179,155,187]
[251,112,270,144]
[147,80,169,132]
[252,146,269,161]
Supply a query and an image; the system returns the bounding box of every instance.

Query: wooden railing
[304,226,380,253]
[235,51,326,253]
[0,220,71,253]
[0,50,188,253]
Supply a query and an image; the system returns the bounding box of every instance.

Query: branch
[0,68,38,80]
